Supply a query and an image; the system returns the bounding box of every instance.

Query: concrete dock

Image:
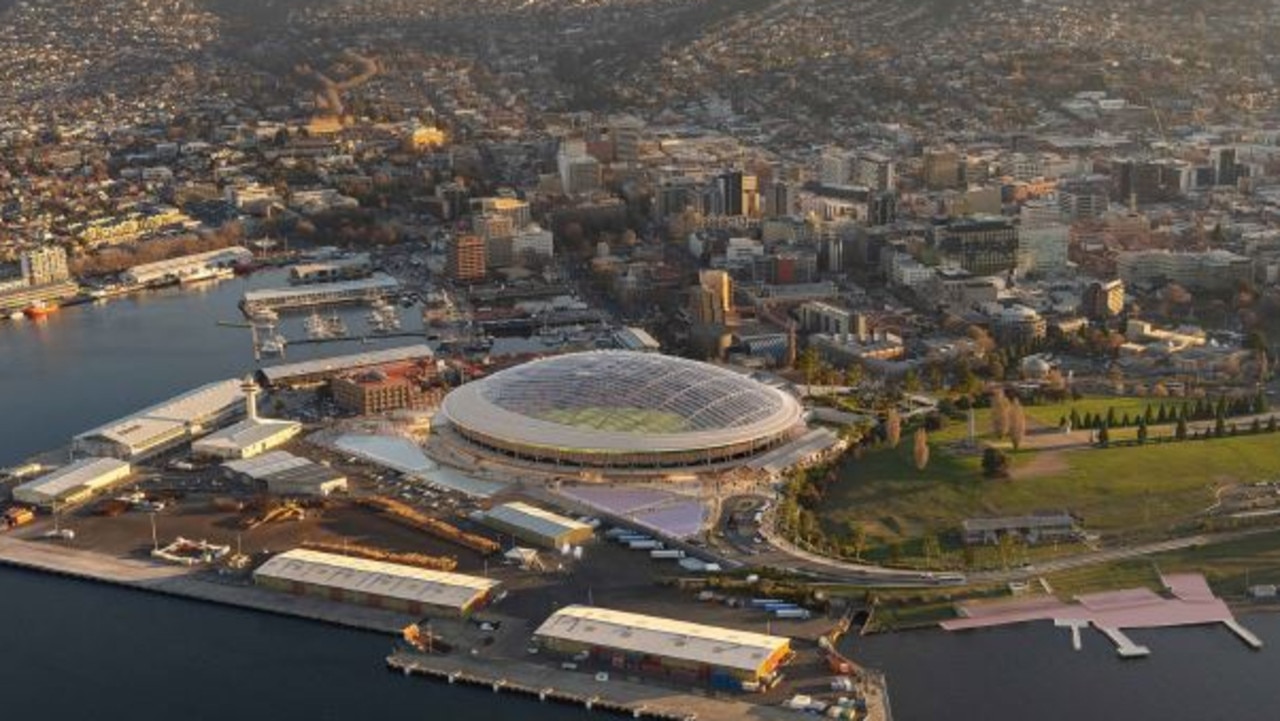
[386,650,805,721]
[1095,626,1151,658]
[0,535,414,634]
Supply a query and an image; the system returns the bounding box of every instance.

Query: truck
[628,540,663,550]
[649,549,686,559]
[3,506,35,530]
[773,608,812,620]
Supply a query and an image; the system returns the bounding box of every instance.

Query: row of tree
[1097,414,1280,447]
[1062,393,1269,432]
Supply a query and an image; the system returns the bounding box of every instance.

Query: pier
[386,650,804,721]
[0,535,413,634]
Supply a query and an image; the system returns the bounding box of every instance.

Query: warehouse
[253,548,499,617]
[72,379,245,460]
[533,605,792,687]
[481,501,594,549]
[223,451,348,497]
[256,345,434,389]
[191,378,301,460]
[13,457,133,509]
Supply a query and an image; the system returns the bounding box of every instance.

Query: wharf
[0,535,412,634]
[386,650,804,721]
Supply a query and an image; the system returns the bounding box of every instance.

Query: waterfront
[3,277,1280,720]
[0,270,424,467]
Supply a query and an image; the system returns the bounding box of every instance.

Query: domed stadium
[439,351,805,469]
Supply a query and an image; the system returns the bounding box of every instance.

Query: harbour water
[2,276,1280,719]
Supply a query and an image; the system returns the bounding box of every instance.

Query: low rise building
[13,457,132,509]
[962,513,1075,545]
[223,451,348,497]
[481,502,594,549]
[253,548,499,617]
[73,379,245,460]
[534,605,791,687]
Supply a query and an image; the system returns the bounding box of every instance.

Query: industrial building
[253,548,499,617]
[223,451,348,497]
[481,502,594,549]
[123,247,253,286]
[13,457,133,509]
[256,345,435,389]
[533,605,792,686]
[240,273,400,314]
[191,378,301,459]
[72,379,245,460]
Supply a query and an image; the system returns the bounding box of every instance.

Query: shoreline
[0,537,854,721]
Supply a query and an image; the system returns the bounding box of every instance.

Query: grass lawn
[1021,396,1159,428]
[820,433,1280,550]
[1042,530,1280,599]
[539,406,688,433]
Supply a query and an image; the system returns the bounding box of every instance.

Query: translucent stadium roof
[440,351,804,455]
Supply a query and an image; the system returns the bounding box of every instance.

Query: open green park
[802,395,1280,568]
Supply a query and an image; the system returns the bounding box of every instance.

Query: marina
[240,273,400,315]
[941,573,1263,657]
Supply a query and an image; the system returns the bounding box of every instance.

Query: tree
[982,447,1010,478]
[1136,417,1148,444]
[1009,399,1027,451]
[1269,416,1278,433]
[990,391,1011,439]
[1176,416,1188,441]
[885,408,903,449]
[922,534,942,567]
[913,428,930,470]
[1069,408,1082,430]
[1215,415,1226,438]
[1157,404,1168,424]
[797,346,820,384]
[848,522,868,561]
[1097,423,1110,448]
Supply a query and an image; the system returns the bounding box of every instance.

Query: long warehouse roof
[254,548,498,610]
[14,457,131,498]
[74,380,244,449]
[258,344,434,384]
[242,272,399,303]
[485,502,590,540]
[534,605,789,674]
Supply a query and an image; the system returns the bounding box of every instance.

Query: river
[1,275,1277,719]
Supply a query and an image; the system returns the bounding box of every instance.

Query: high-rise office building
[1082,279,1125,320]
[557,139,602,196]
[448,234,487,283]
[934,218,1019,276]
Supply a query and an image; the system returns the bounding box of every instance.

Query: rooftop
[534,605,790,675]
[258,345,433,384]
[14,457,131,499]
[484,502,591,540]
[253,548,499,611]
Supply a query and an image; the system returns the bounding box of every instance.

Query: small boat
[259,334,287,356]
[23,301,59,319]
[304,311,331,339]
[325,313,348,337]
[7,310,24,320]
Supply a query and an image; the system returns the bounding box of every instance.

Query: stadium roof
[440,351,803,454]
[253,549,498,611]
[534,605,790,675]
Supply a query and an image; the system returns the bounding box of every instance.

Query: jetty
[941,572,1263,658]
[0,535,413,634]
[386,650,803,721]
